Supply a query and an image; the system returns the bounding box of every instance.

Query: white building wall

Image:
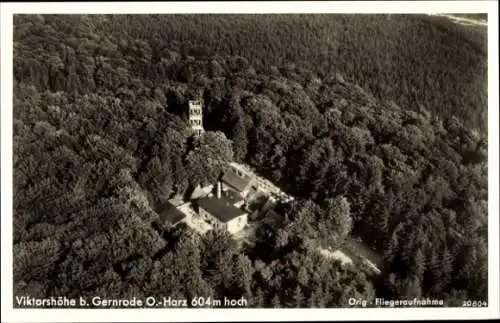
[188,101,204,136]
[221,182,249,198]
[198,206,247,234]
[226,214,248,234]
[199,207,226,230]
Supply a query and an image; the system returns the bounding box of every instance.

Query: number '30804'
[462,300,487,307]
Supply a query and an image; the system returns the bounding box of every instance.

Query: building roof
[197,197,246,223]
[221,168,251,192]
[158,201,186,225]
[223,189,244,206]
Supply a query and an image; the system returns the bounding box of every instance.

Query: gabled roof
[221,168,251,192]
[197,197,246,223]
[158,201,186,225]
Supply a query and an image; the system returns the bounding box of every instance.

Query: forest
[12,14,488,307]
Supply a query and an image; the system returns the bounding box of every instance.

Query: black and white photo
[1,1,499,322]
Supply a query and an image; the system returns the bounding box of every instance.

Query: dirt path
[429,14,487,27]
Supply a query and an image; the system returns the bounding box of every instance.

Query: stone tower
[188,100,204,137]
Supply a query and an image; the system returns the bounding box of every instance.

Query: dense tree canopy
[13,14,487,307]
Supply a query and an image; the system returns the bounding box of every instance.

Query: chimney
[217,181,222,199]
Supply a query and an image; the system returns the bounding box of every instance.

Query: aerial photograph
[7,7,492,315]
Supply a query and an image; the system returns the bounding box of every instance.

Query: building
[158,201,187,226]
[188,100,204,137]
[228,162,294,203]
[157,161,291,236]
[221,168,252,198]
[220,163,293,219]
[196,195,248,234]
